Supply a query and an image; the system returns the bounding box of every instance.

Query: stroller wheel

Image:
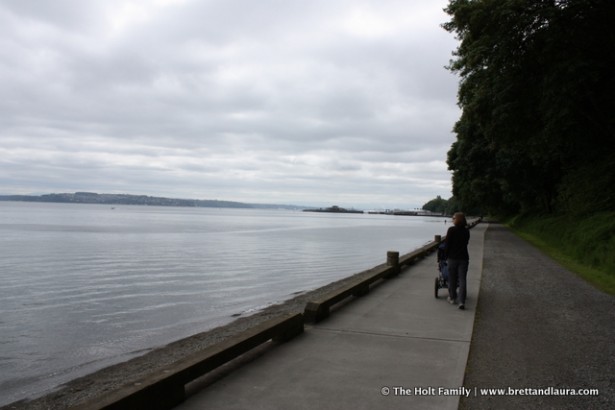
[434,277,439,298]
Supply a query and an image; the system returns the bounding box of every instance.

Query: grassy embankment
[506,212,615,295]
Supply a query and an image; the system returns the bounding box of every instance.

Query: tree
[422,195,475,216]
[443,0,615,215]
[422,195,448,214]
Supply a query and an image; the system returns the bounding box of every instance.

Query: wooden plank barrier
[303,264,394,323]
[70,218,483,408]
[304,239,441,323]
[398,240,440,267]
[72,313,304,410]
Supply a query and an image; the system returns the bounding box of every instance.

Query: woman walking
[445,212,470,309]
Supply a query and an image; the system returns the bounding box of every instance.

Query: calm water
[0,202,446,405]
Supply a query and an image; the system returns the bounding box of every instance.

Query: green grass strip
[506,212,615,296]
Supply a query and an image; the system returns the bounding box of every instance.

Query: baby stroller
[434,242,449,298]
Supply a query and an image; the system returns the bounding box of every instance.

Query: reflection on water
[0,202,445,405]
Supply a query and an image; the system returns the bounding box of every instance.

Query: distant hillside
[0,192,304,210]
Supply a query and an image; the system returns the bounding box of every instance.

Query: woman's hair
[453,212,467,227]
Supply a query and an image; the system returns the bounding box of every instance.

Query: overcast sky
[0,0,460,209]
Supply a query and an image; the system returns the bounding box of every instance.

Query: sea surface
[0,201,447,405]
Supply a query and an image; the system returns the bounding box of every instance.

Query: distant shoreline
[0,192,446,217]
[0,192,304,211]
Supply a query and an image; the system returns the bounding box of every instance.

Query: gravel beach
[2,265,389,410]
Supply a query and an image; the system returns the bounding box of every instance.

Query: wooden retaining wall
[71,218,482,409]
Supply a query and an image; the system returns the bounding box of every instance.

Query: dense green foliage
[508,212,615,294]
[422,195,448,214]
[443,0,615,216]
[422,195,465,215]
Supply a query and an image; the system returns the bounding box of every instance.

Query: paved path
[460,223,615,409]
[175,222,614,409]
[176,223,487,410]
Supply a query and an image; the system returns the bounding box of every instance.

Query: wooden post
[386,251,400,277]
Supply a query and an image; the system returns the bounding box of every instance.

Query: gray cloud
[0,0,459,208]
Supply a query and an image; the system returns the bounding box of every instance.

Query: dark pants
[448,258,469,304]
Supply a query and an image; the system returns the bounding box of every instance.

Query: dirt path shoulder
[460,223,615,409]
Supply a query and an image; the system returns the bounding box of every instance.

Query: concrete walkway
[175,223,487,410]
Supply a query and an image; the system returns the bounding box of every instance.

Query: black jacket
[445,225,470,260]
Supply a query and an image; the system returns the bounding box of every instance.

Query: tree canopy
[422,195,465,215]
[443,0,615,215]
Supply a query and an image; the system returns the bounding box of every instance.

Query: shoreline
[5,265,388,409]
